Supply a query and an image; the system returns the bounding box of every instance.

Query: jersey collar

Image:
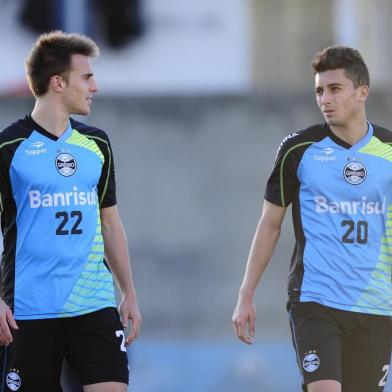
[25,115,73,142]
[324,122,373,150]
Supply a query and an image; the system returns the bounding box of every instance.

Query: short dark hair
[25,31,99,97]
[311,45,369,88]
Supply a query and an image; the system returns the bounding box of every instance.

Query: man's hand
[119,295,142,346]
[0,300,18,346]
[232,299,256,345]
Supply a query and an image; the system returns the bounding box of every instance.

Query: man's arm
[232,200,286,344]
[101,205,142,345]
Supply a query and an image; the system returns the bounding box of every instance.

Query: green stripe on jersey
[66,129,104,163]
[359,137,392,161]
[60,207,115,316]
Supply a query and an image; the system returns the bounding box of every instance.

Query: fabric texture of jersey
[0,115,117,319]
[265,122,392,316]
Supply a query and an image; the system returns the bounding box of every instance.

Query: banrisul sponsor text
[314,195,386,215]
[29,186,97,208]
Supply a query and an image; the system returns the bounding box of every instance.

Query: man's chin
[325,118,341,127]
[72,108,90,116]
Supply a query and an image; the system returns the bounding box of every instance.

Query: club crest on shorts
[6,370,21,391]
[343,160,367,185]
[56,153,77,177]
[303,351,320,373]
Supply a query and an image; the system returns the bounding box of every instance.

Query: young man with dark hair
[233,45,392,391]
[0,31,142,391]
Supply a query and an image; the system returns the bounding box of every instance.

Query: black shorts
[0,307,129,392]
[289,301,392,392]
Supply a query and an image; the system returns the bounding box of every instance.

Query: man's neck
[31,100,70,138]
[329,116,368,146]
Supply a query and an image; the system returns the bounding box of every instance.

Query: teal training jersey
[0,115,117,319]
[265,122,392,316]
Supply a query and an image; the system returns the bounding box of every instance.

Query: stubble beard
[327,119,339,126]
[325,117,344,127]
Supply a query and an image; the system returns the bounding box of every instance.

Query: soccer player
[232,46,392,391]
[0,31,142,391]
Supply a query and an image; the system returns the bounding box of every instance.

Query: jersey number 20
[341,220,368,244]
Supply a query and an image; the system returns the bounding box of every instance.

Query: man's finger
[126,318,142,345]
[239,326,253,345]
[125,329,136,346]
[6,309,18,331]
[234,315,254,345]
[125,330,135,346]
[120,312,129,329]
[240,335,253,345]
[232,315,238,336]
[235,318,247,342]
[249,315,255,338]
[232,316,241,338]
[0,320,12,345]
[231,316,236,331]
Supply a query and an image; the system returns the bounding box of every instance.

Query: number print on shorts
[378,364,390,387]
[116,330,127,352]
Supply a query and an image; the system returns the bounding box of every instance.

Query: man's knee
[307,379,341,392]
[83,381,128,392]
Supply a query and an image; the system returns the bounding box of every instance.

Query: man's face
[315,68,368,127]
[62,54,98,116]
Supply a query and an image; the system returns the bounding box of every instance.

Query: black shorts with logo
[288,301,392,392]
[0,307,129,392]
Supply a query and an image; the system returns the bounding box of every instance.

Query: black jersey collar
[24,115,72,142]
[324,122,373,150]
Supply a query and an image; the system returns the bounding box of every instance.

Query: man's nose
[90,78,99,93]
[320,91,331,105]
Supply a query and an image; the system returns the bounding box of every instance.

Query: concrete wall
[251,0,392,90]
[252,0,334,89]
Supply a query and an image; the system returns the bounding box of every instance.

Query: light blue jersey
[0,115,117,319]
[266,122,392,316]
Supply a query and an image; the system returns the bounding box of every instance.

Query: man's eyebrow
[315,82,343,91]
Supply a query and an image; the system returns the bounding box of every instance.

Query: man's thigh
[65,307,129,387]
[0,318,65,391]
[289,302,343,391]
[341,314,392,392]
[83,381,127,392]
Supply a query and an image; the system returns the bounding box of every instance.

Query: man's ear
[358,85,369,102]
[51,75,66,93]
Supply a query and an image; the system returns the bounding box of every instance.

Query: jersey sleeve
[97,134,117,208]
[0,152,8,213]
[0,141,17,214]
[264,133,300,207]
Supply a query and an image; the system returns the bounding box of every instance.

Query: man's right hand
[0,300,18,345]
[232,299,256,345]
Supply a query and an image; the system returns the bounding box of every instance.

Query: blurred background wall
[0,1,391,391]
